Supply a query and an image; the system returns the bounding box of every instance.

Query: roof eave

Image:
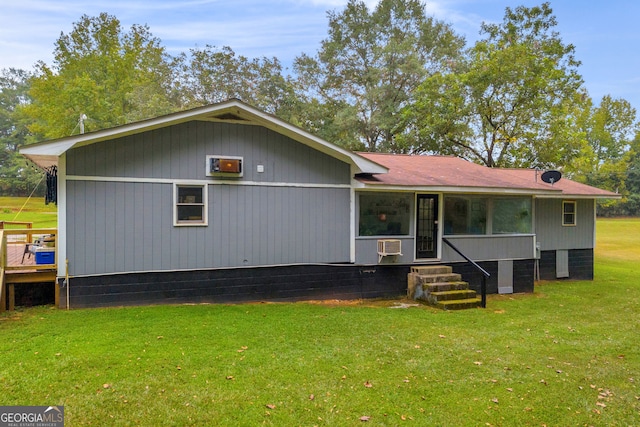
[354,181,621,198]
[19,99,388,174]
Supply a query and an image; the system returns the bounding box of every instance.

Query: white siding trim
[349,180,356,263]
[57,154,67,277]
[66,175,351,189]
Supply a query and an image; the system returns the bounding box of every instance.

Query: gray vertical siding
[66,121,351,184]
[535,198,595,250]
[441,235,535,262]
[65,121,352,276]
[355,234,535,264]
[67,181,351,276]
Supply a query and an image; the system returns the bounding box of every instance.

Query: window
[358,193,411,236]
[492,197,532,234]
[174,184,207,226]
[443,196,487,235]
[563,201,576,226]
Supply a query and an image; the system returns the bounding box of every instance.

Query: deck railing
[442,237,490,308]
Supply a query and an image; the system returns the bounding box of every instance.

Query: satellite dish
[541,170,562,185]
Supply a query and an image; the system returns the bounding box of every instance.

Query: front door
[416,194,439,259]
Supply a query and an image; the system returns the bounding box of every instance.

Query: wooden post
[0,269,5,313]
[0,229,5,312]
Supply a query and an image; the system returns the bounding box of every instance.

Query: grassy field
[0,217,638,425]
[0,196,57,228]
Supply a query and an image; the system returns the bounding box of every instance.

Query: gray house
[20,99,619,308]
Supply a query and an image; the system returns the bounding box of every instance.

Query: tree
[175,45,297,118]
[294,0,464,151]
[403,2,583,167]
[22,13,178,140]
[567,95,639,214]
[0,68,42,196]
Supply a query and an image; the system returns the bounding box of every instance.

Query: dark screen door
[416,194,439,259]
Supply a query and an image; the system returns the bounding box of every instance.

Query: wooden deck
[1,225,58,311]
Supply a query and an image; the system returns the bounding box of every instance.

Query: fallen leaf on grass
[226,375,234,380]
[237,346,248,353]
[474,361,483,366]
[360,416,370,422]
[491,398,499,404]
[266,404,276,409]
[364,381,373,388]
[309,394,315,400]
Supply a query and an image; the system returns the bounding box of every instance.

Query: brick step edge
[423,281,469,293]
[428,289,477,302]
[433,298,482,310]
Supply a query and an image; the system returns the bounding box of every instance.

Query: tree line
[1,1,639,215]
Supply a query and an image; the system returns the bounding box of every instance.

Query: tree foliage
[294,0,464,151]
[22,13,178,140]
[175,46,297,119]
[0,68,42,196]
[567,95,639,213]
[403,2,583,167]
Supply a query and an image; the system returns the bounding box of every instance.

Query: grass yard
[0,196,57,228]
[0,218,638,426]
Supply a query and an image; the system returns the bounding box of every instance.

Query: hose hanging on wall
[45,165,57,205]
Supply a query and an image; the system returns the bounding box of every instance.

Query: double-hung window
[174,184,207,226]
[562,201,576,226]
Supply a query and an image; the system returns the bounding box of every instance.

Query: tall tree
[294,0,464,151]
[403,2,583,167]
[175,45,297,118]
[569,95,639,194]
[22,13,178,140]
[0,68,41,196]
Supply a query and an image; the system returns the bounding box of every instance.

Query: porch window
[443,196,487,235]
[492,197,532,234]
[174,184,207,226]
[358,193,411,236]
[562,200,576,226]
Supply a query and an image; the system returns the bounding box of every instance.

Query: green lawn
[0,218,638,426]
[0,196,57,228]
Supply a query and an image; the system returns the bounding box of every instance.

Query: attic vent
[209,112,248,121]
[206,155,243,177]
[377,239,402,263]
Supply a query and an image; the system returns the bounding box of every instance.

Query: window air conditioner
[206,155,243,177]
[377,239,402,263]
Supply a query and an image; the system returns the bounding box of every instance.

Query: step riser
[428,290,477,302]
[410,266,452,275]
[412,273,462,284]
[435,300,481,310]
[423,282,469,293]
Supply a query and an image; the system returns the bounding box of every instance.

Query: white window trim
[562,200,577,226]
[173,182,208,226]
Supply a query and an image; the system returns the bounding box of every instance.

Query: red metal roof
[356,153,619,198]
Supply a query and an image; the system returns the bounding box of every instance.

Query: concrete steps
[408,266,480,310]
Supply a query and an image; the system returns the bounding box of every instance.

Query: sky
[1,0,639,111]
